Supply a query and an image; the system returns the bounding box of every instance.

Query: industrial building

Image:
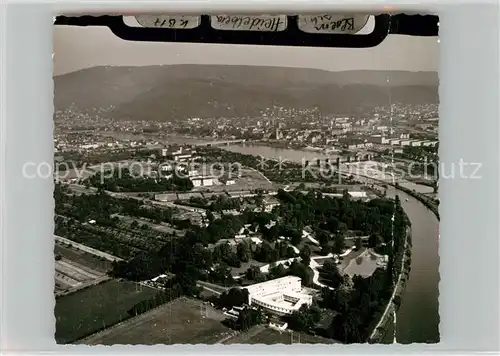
[246,276,313,315]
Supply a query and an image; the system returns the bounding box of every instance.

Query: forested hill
[54,65,439,120]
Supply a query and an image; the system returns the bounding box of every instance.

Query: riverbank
[345,169,439,221]
[368,227,412,343]
[395,184,440,220]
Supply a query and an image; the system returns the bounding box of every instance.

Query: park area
[80,297,236,345]
[343,249,385,279]
[55,279,158,344]
[223,325,337,344]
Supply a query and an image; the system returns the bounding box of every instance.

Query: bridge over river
[195,139,246,147]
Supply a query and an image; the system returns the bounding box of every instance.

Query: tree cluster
[83,168,193,192]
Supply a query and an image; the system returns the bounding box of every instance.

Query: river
[224,144,440,344]
[224,143,338,163]
[387,186,440,344]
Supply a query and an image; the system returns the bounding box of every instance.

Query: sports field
[55,279,158,344]
[224,325,337,344]
[80,297,236,345]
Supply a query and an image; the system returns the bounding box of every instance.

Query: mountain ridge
[54,65,439,119]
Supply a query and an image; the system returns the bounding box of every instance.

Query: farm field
[55,242,113,273]
[224,325,337,344]
[80,297,236,345]
[54,258,103,292]
[55,279,158,344]
[54,242,112,294]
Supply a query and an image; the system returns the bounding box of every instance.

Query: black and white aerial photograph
[52,14,440,345]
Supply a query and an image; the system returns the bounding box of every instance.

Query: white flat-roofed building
[348,191,369,201]
[160,146,194,162]
[422,140,438,147]
[190,175,217,187]
[246,276,313,315]
[263,197,281,212]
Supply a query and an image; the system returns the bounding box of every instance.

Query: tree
[237,242,251,263]
[318,242,330,255]
[289,259,313,287]
[321,259,342,288]
[355,237,363,251]
[332,234,345,254]
[236,307,264,331]
[217,288,249,309]
[209,263,235,286]
[246,266,264,281]
[300,245,312,266]
[268,263,286,279]
[335,289,352,314]
[290,230,302,246]
[286,304,322,333]
[368,233,383,248]
[332,308,363,343]
[316,229,330,246]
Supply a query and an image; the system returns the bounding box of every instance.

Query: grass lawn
[55,279,158,344]
[224,325,337,344]
[54,243,113,273]
[81,297,235,345]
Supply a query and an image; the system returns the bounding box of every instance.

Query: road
[197,281,228,295]
[369,228,409,340]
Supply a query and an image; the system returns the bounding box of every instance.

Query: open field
[54,242,113,294]
[55,242,113,273]
[55,279,158,344]
[224,325,337,344]
[80,297,236,345]
[55,259,102,290]
[192,168,275,193]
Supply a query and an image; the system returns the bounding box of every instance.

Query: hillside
[54,65,439,119]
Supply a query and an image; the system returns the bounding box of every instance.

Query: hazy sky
[53,17,439,76]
